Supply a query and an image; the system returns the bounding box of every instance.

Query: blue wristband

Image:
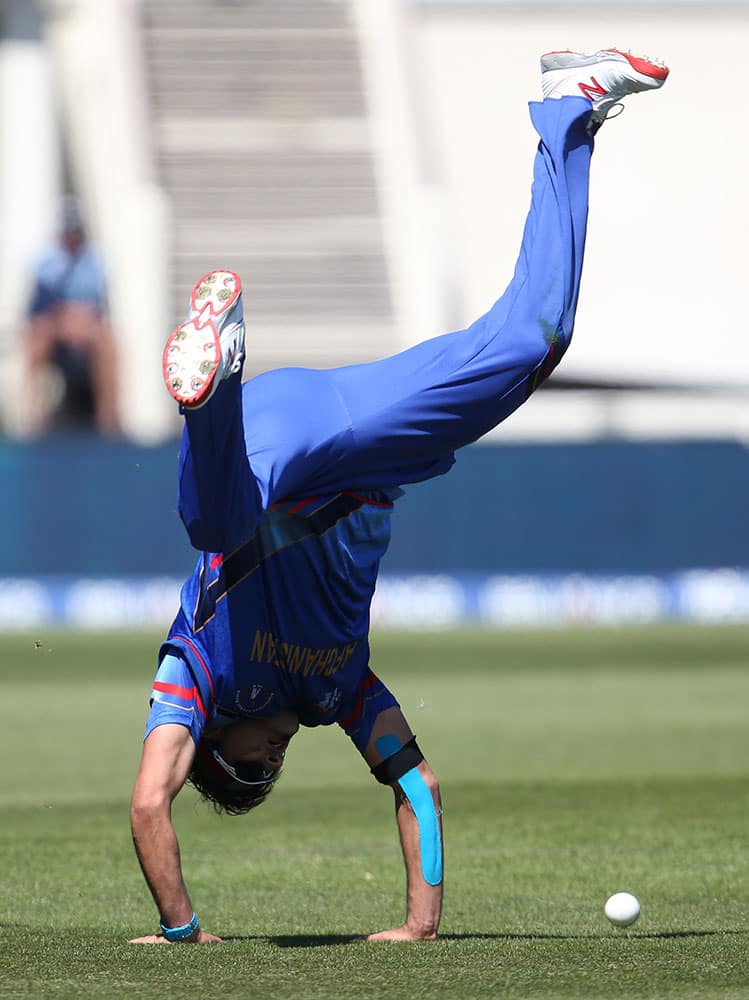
[160,912,199,942]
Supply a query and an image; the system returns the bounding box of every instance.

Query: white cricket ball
[604,892,641,927]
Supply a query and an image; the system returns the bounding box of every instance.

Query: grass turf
[1,626,749,999]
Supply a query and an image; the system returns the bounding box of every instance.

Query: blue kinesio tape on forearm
[376,736,443,886]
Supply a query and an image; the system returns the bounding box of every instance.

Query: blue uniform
[146,97,593,756]
[150,488,403,752]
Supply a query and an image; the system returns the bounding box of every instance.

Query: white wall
[45,0,173,442]
[411,5,749,389]
[0,0,59,434]
[352,0,454,351]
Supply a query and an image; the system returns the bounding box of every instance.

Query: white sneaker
[541,49,669,127]
[162,269,245,408]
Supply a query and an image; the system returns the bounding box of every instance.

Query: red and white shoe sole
[542,49,669,83]
[162,269,241,407]
[188,269,242,324]
[602,49,669,82]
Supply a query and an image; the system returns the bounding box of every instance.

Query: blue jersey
[146,488,401,753]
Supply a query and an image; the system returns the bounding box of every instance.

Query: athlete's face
[210,709,300,776]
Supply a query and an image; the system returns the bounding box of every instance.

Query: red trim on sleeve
[342,491,394,509]
[193,687,206,719]
[287,496,319,515]
[152,680,206,720]
[153,680,194,701]
[170,634,215,705]
[338,670,380,730]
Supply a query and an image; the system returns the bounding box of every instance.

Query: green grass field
[2,626,749,999]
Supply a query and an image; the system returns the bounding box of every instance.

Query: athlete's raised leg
[163,271,262,552]
[322,94,594,488]
[164,50,669,538]
[239,51,668,501]
[229,96,592,506]
[315,50,668,491]
[167,272,358,551]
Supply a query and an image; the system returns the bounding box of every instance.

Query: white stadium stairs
[140,0,397,376]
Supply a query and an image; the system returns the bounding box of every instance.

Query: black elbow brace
[370,737,424,785]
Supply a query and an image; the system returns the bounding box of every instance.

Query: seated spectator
[24,195,119,434]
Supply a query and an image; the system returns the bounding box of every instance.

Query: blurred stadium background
[1,0,749,631]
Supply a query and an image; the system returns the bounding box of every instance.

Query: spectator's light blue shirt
[28,243,107,316]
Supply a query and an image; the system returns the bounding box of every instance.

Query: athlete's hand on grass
[128,930,223,944]
[365,925,438,942]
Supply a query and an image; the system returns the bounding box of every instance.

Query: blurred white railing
[43,0,173,442]
[351,0,454,350]
[0,1,58,435]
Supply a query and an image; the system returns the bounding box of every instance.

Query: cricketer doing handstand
[129,49,668,944]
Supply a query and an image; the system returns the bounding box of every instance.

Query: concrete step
[160,152,376,189]
[149,85,365,119]
[140,0,396,362]
[143,0,350,33]
[168,187,378,221]
[146,34,365,116]
[161,151,380,219]
[155,116,370,155]
[172,216,385,255]
[147,27,358,51]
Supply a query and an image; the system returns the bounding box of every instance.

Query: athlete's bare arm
[362,707,443,941]
[129,724,221,944]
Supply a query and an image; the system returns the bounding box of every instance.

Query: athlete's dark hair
[187,742,278,817]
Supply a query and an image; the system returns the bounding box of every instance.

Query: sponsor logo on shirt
[235,684,275,713]
[250,629,359,677]
[314,688,343,715]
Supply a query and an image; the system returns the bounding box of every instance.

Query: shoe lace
[602,102,626,121]
[589,101,625,135]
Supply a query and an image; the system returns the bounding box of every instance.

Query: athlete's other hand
[365,924,438,942]
[129,930,223,944]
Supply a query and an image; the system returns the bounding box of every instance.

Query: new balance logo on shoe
[578,77,607,100]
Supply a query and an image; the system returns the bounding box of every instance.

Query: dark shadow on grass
[223,929,747,947]
[222,934,361,948]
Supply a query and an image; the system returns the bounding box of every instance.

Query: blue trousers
[179,98,593,554]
